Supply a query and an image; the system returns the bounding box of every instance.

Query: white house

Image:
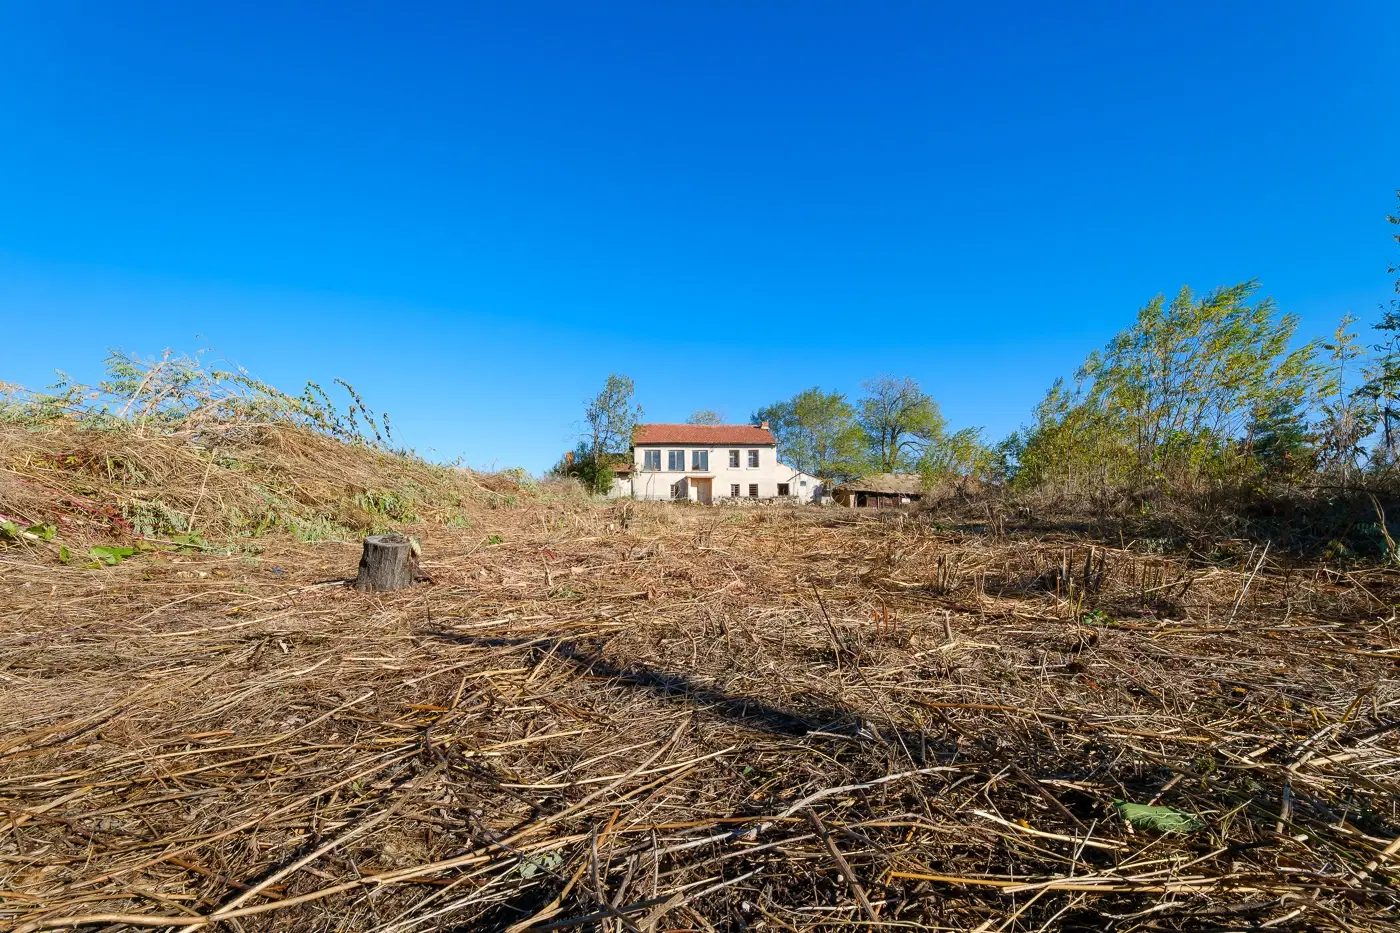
[610,423,824,504]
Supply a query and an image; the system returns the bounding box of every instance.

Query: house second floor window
[692,450,708,470]
[747,450,759,468]
[667,450,685,471]
[642,449,661,471]
[728,449,740,468]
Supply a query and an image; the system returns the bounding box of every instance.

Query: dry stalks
[2,430,1399,931]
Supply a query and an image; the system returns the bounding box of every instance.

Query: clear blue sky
[3,2,1397,472]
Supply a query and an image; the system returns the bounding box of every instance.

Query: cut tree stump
[353,534,418,592]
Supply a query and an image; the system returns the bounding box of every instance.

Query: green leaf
[1114,800,1203,833]
[0,520,18,540]
[58,545,71,564]
[89,545,137,567]
[516,851,564,879]
[27,523,58,541]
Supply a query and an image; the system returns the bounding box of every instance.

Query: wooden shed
[832,473,924,508]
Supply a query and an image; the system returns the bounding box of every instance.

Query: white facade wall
[619,443,823,503]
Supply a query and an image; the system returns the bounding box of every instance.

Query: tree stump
[353,534,416,592]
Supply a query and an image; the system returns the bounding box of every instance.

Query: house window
[748,484,759,498]
[747,450,759,468]
[777,483,790,496]
[799,479,807,487]
[692,449,709,471]
[728,449,740,468]
[670,483,683,499]
[643,449,661,471]
[667,450,685,471]
[730,484,740,497]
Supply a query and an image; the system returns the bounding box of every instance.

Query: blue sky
[3,2,1397,472]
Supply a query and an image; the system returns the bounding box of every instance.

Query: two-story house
[610,423,823,503]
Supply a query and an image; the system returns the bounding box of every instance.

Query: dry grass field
[3,425,1399,931]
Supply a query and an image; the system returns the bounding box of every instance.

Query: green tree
[1006,377,1134,492]
[686,409,723,425]
[1012,282,1325,491]
[1359,193,1400,466]
[550,441,626,493]
[1314,314,1374,482]
[919,426,997,487]
[580,374,642,495]
[1249,399,1315,482]
[857,376,945,472]
[755,388,866,481]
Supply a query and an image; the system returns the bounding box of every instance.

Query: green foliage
[1358,197,1400,466]
[20,521,56,542]
[1249,400,1315,482]
[353,489,419,523]
[550,441,626,496]
[1081,608,1114,626]
[1114,800,1203,833]
[754,387,868,481]
[1011,282,1325,491]
[686,409,723,425]
[287,516,355,542]
[1314,314,1375,480]
[858,377,946,472]
[123,499,191,537]
[920,426,998,485]
[1,349,396,449]
[579,374,642,495]
[89,545,137,567]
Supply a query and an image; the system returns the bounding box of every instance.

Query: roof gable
[834,473,924,495]
[633,423,776,446]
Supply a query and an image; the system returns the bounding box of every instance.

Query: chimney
[760,420,770,430]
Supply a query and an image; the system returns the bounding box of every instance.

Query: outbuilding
[832,473,924,508]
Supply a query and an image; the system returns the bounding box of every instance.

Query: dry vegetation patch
[2,431,1399,932]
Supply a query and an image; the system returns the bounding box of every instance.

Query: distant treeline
[561,194,1400,507]
[751,194,1400,498]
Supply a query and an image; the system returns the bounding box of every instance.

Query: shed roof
[833,473,925,495]
[633,424,776,446]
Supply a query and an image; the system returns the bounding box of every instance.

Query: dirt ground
[3,501,1399,931]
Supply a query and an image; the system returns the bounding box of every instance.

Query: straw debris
[2,424,1398,931]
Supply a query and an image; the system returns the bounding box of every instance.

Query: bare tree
[686,409,723,425]
[857,376,945,472]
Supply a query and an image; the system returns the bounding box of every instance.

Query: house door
[693,479,712,505]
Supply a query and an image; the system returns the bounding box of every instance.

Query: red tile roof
[633,423,776,446]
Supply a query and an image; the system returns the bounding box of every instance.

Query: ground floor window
[670,483,683,499]
[748,484,759,498]
[730,483,740,497]
[777,483,789,496]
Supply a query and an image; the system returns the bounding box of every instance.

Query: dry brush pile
[2,427,1400,932]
